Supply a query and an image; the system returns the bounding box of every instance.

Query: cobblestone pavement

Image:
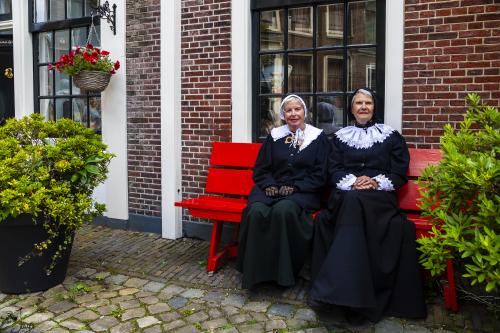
[1,225,498,332]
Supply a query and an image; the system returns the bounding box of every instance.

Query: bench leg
[207,220,226,274]
[443,259,459,311]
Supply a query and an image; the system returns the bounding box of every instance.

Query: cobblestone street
[1,225,498,332]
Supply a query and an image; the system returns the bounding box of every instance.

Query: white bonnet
[279,94,308,120]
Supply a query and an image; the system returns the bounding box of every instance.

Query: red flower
[101,50,110,56]
[114,60,120,70]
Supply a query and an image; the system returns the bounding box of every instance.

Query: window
[30,0,102,132]
[252,0,385,140]
[0,0,11,21]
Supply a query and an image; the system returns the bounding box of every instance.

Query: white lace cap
[279,94,308,120]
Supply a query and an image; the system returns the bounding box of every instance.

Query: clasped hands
[352,175,378,190]
[265,185,296,197]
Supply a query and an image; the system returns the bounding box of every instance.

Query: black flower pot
[0,214,73,294]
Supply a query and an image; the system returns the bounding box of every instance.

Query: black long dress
[236,124,330,289]
[310,122,427,322]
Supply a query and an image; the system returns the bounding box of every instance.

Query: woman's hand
[352,176,378,190]
[278,185,296,196]
[265,186,279,197]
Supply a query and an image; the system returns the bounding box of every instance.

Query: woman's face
[283,99,305,131]
[351,92,374,125]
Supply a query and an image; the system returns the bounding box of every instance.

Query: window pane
[317,50,344,92]
[259,96,282,137]
[0,0,11,15]
[71,77,81,95]
[50,0,65,21]
[40,99,54,120]
[316,96,344,135]
[260,9,283,51]
[89,97,101,132]
[260,54,283,94]
[39,66,53,96]
[54,30,70,61]
[68,0,84,18]
[348,0,376,45]
[72,98,87,125]
[301,95,313,124]
[348,48,376,91]
[288,7,313,49]
[318,4,344,47]
[55,71,70,95]
[85,0,98,16]
[38,32,53,63]
[87,25,100,48]
[34,0,48,23]
[71,27,87,48]
[288,53,313,93]
[56,98,71,120]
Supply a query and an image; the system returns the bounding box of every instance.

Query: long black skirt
[236,199,313,289]
[310,190,427,322]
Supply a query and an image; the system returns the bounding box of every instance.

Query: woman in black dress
[310,88,427,322]
[236,94,330,289]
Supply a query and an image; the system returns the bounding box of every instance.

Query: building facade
[2,0,499,238]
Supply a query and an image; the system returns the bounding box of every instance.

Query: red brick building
[3,0,499,238]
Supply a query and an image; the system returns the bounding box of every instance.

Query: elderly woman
[236,94,330,289]
[309,88,427,323]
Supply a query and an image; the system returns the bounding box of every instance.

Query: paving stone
[144,281,166,292]
[81,298,109,308]
[124,277,149,288]
[47,300,75,314]
[110,295,135,304]
[181,288,205,299]
[222,305,240,316]
[162,319,186,331]
[59,319,86,330]
[268,303,295,318]
[221,294,247,308]
[208,308,223,318]
[201,317,229,330]
[34,320,59,331]
[47,327,70,333]
[218,327,238,333]
[375,318,404,333]
[75,268,97,278]
[158,311,181,322]
[404,324,432,333]
[243,301,271,313]
[0,293,6,302]
[185,311,209,323]
[203,291,225,302]
[118,287,140,296]
[15,295,42,307]
[251,311,269,322]
[148,302,171,314]
[89,316,120,331]
[287,318,309,329]
[137,315,161,328]
[76,309,100,321]
[305,328,329,333]
[169,296,188,309]
[135,290,154,298]
[106,274,129,285]
[92,271,111,280]
[98,291,119,299]
[53,307,84,322]
[96,304,117,316]
[143,324,163,333]
[140,295,160,305]
[0,305,19,317]
[173,324,201,333]
[161,285,185,297]
[229,313,252,324]
[110,321,136,333]
[121,307,146,321]
[118,299,141,309]
[295,308,317,321]
[265,319,287,330]
[23,312,54,324]
[74,293,96,304]
[238,322,265,333]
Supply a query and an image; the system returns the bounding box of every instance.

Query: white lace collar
[271,124,322,152]
[335,123,395,149]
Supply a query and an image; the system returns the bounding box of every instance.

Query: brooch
[284,136,293,144]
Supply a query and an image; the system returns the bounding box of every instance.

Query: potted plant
[0,114,114,293]
[49,43,120,92]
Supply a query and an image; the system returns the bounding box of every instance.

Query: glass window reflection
[348,0,376,45]
[260,10,283,51]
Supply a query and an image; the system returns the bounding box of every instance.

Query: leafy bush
[0,114,114,272]
[417,93,500,293]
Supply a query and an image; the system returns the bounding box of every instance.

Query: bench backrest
[398,148,442,211]
[205,142,262,196]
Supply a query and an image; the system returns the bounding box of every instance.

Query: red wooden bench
[175,142,458,311]
[398,148,458,311]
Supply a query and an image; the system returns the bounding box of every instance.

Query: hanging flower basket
[73,70,112,93]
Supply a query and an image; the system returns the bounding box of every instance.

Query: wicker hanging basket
[73,70,111,93]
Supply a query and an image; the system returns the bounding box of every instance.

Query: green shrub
[417,93,500,293]
[0,114,114,272]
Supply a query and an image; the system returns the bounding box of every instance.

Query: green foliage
[0,114,114,272]
[417,93,500,293]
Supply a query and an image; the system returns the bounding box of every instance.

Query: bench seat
[175,196,247,223]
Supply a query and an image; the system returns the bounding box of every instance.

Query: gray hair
[279,94,308,120]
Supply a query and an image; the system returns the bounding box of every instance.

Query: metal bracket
[93,1,117,35]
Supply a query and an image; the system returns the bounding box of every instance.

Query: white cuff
[373,174,394,191]
[336,174,357,191]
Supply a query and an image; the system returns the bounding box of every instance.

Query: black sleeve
[328,136,350,186]
[385,132,410,190]
[252,135,277,190]
[293,132,331,192]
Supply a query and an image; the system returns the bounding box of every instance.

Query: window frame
[29,0,102,132]
[251,0,385,141]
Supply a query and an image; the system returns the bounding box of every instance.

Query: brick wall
[180,0,232,221]
[126,0,162,216]
[403,0,499,148]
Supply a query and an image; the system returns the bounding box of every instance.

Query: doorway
[0,34,14,123]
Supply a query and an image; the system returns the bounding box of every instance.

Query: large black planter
[0,214,73,294]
